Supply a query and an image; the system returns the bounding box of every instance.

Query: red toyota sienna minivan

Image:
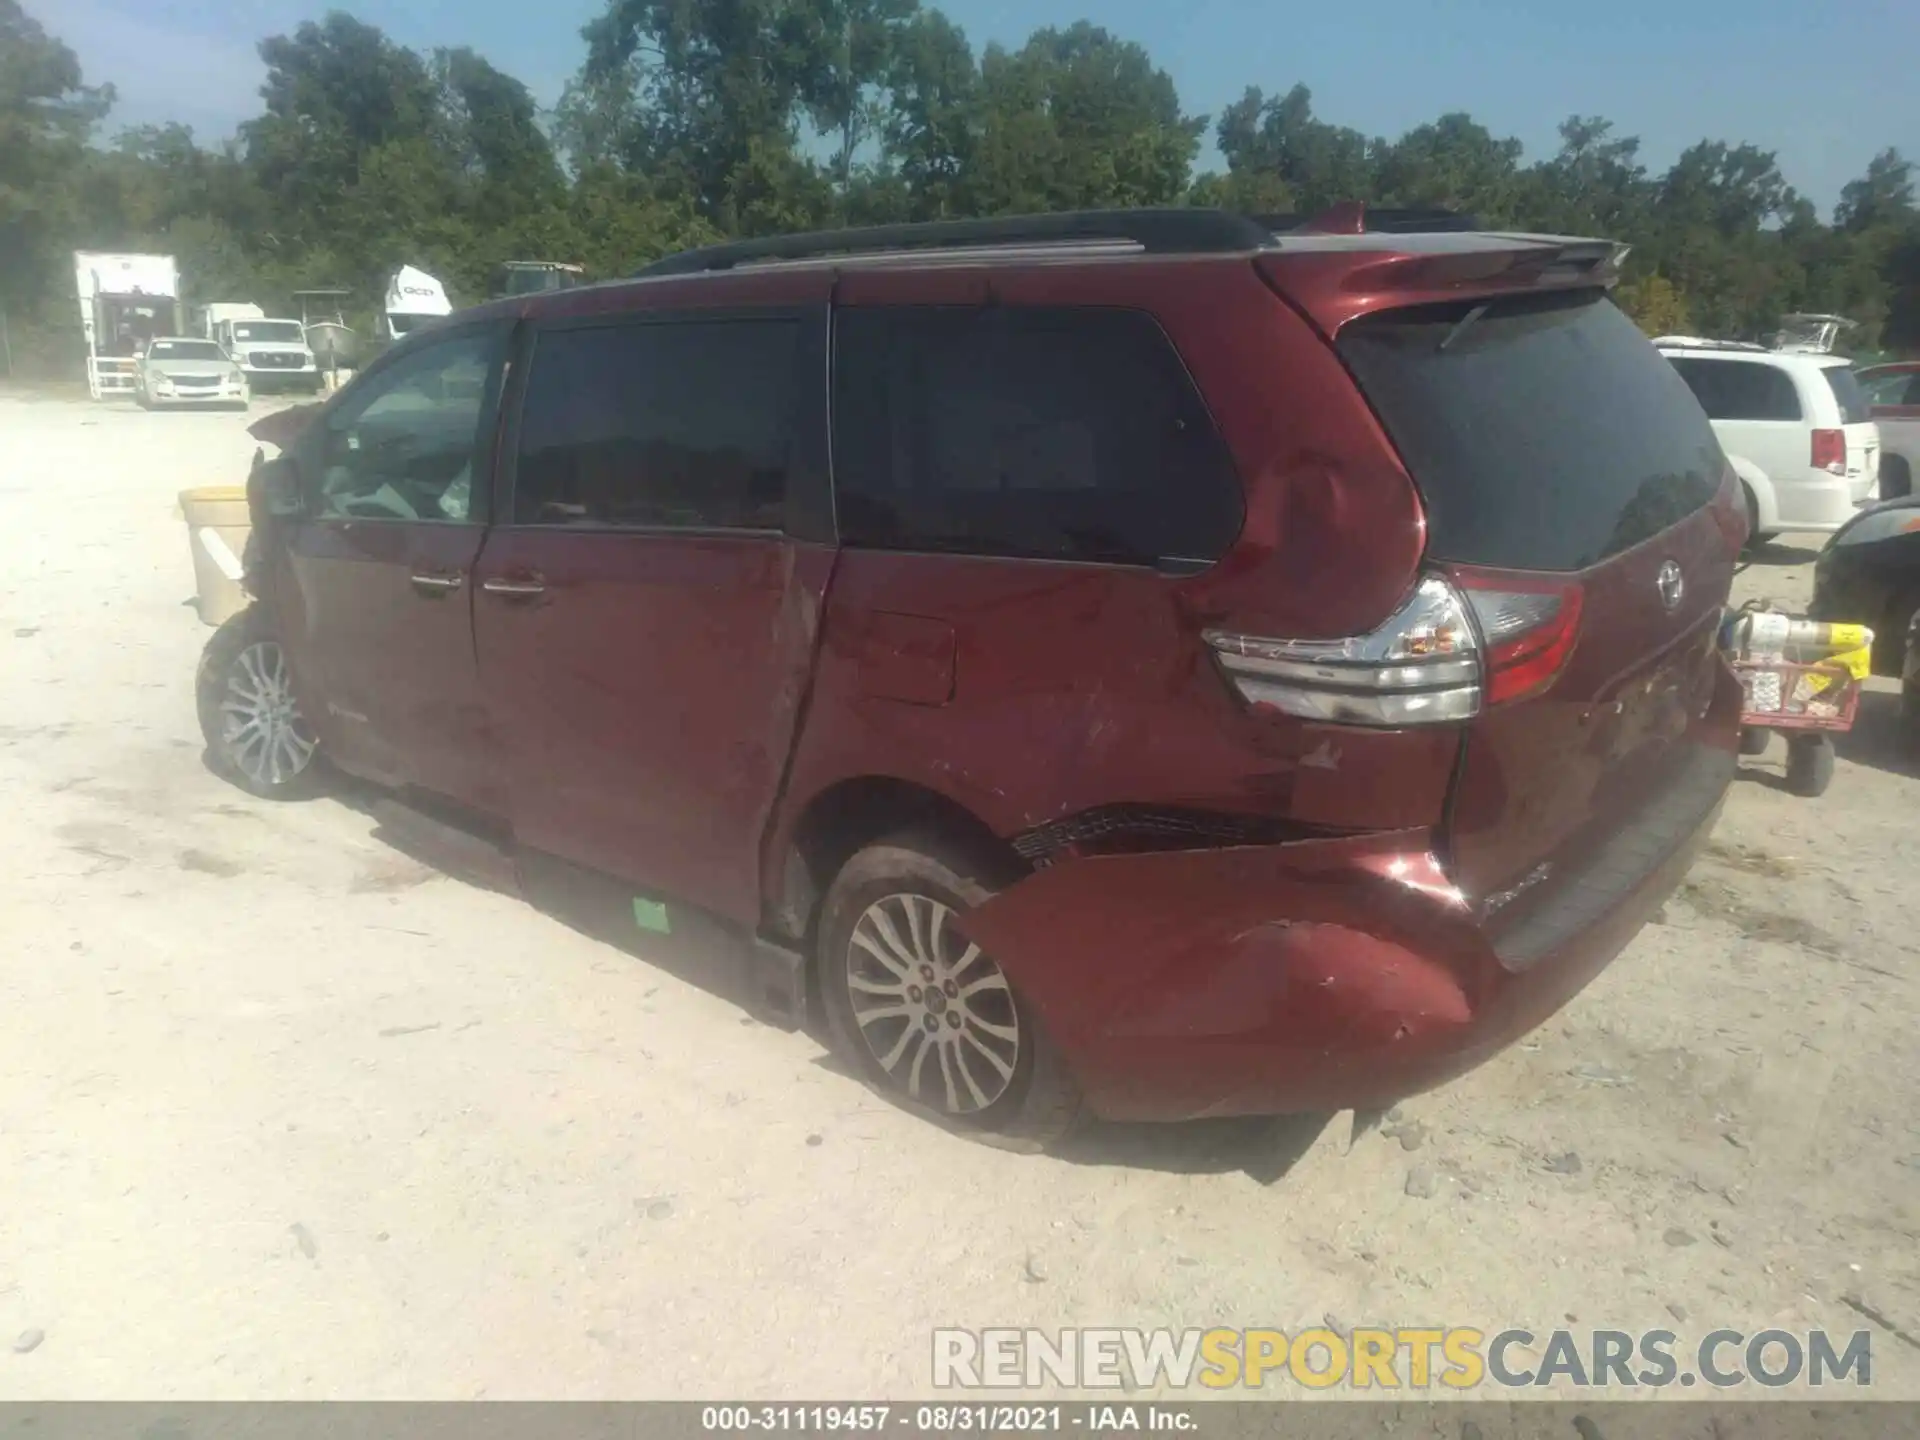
[201,207,1744,1147]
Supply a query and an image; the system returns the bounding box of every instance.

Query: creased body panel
[963,785,1723,1123]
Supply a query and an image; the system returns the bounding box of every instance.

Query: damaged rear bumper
[964,777,1728,1123]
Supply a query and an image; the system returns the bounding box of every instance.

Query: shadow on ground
[1056,1109,1340,1182]
[1742,539,1821,568]
[214,760,1364,1182]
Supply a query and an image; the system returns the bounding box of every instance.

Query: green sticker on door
[632,897,672,934]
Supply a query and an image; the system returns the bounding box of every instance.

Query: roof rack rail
[633,208,1279,277]
[1651,335,1771,353]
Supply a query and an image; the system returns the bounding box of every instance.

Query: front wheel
[196,609,323,800]
[817,833,1084,1150]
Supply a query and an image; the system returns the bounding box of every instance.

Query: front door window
[313,332,501,524]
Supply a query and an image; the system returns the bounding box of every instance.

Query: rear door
[472,304,833,925]
[1339,291,1742,965]
[276,323,511,813]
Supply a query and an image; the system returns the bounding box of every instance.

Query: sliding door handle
[481,576,547,597]
[409,571,465,596]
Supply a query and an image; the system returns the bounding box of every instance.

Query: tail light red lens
[1206,570,1585,726]
[1452,572,1585,706]
[1811,428,1847,475]
[1710,467,1750,556]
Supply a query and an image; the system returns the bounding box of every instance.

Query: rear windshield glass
[1338,291,1724,572]
[1823,366,1872,425]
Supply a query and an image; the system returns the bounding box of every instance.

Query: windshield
[231,321,304,343]
[1338,290,1724,572]
[1823,366,1873,424]
[147,340,226,361]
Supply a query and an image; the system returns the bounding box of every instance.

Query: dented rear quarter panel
[960,794,1717,1122]
[762,255,1454,916]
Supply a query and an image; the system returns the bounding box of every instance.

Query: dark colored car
[1810,495,1920,676]
[197,207,1745,1145]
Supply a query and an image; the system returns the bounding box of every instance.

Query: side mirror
[257,456,306,519]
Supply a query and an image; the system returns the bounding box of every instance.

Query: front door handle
[481,575,547,597]
[409,571,465,596]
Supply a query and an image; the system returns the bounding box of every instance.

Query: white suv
[1657,340,1881,541]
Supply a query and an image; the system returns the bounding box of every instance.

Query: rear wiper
[1437,302,1490,354]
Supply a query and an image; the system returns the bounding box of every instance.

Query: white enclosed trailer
[75,251,183,399]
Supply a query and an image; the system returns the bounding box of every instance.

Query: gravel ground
[1,393,1917,1400]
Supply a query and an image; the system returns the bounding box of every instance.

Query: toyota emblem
[1656,560,1685,611]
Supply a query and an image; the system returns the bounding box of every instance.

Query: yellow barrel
[178,486,252,628]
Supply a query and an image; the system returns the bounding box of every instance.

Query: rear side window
[1822,367,1871,424]
[1861,371,1913,406]
[1861,370,1920,407]
[1667,357,1802,421]
[832,307,1242,566]
[514,318,800,530]
[1338,291,1724,572]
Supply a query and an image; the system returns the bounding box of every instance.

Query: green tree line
[4,0,1917,376]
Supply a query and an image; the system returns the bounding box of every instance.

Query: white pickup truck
[204,304,323,393]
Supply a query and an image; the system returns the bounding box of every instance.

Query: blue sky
[48,0,1920,217]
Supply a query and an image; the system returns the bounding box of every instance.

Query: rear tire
[196,608,324,801]
[1741,484,1773,551]
[1738,727,1771,757]
[1882,455,1913,502]
[1874,590,1920,677]
[1785,735,1834,798]
[817,831,1084,1151]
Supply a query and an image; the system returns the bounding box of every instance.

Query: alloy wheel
[219,640,318,787]
[845,892,1021,1115]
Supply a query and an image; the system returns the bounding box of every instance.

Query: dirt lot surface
[2,393,1918,1401]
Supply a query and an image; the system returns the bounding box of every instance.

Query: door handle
[409,571,465,596]
[481,575,547,597]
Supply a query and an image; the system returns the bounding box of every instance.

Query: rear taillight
[1207,571,1585,727]
[1711,468,1750,556]
[1812,428,1847,475]
[1205,575,1482,727]
[1453,572,1584,706]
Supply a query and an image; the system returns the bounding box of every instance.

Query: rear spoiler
[1335,237,1629,292]
[1258,233,1634,335]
